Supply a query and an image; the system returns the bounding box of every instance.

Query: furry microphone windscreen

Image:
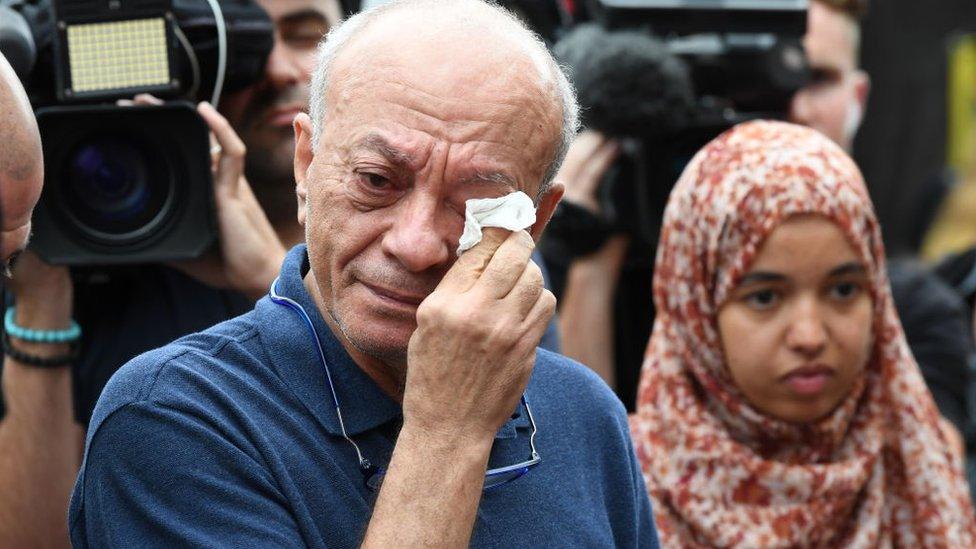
[553,24,695,140]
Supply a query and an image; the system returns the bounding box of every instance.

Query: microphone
[553,23,694,140]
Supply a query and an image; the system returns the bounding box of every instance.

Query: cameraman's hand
[122,95,286,299]
[5,251,72,332]
[403,229,555,444]
[556,130,620,214]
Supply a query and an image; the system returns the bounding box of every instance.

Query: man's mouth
[360,281,427,308]
[266,105,304,128]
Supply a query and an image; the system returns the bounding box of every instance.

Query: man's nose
[265,42,303,90]
[785,297,828,358]
[380,195,453,273]
[789,89,813,126]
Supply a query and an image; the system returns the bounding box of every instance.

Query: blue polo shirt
[69,246,658,548]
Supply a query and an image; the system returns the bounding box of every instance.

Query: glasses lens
[483,466,530,490]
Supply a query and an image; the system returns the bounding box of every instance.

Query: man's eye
[808,68,841,87]
[3,250,22,278]
[362,173,391,190]
[744,289,779,310]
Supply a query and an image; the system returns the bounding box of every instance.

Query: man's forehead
[257,0,340,24]
[355,132,520,190]
[330,22,560,133]
[805,2,858,69]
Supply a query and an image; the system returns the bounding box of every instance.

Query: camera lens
[59,136,173,242]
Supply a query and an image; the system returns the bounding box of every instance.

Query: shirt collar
[255,245,533,440]
[255,245,400,437]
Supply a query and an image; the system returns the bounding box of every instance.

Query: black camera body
[31,103,215,264]
[2,0,273,265]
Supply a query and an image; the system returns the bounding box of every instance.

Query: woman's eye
[830,281,861,300]
[744,289,779,310]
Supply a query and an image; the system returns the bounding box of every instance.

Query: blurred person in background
[554,0,975,467]
[0,1,340,546]
[631,119,976,548]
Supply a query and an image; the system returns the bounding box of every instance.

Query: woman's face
[717,215,874,424]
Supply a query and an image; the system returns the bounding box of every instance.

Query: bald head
[308,0,578,194]
[0,52,43,267]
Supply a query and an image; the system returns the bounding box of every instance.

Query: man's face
[0,174,40,272]
[219,0,341,221]
[789,2,868,151]
[293,20,563,365]
[0,55,43,271]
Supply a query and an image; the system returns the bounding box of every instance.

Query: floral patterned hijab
[630,120,976,547]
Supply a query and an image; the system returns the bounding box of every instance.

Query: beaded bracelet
[2,332,79,367]
[4,307,81,343]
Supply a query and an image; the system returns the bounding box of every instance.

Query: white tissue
[456,191,537,255]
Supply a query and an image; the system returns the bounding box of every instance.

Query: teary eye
[362,173,390,189]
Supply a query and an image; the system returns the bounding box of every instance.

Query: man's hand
[1,251,81,549]
[121,95,286,300]
[363,228,555,548]
[557,130,620,214]
[5,251,72,331]
[404,228,556,442]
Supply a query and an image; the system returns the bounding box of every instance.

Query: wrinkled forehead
[327,11,563,137]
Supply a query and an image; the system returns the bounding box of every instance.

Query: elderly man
[68,1,657,547]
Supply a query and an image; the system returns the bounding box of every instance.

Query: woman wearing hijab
[630,120,976,547]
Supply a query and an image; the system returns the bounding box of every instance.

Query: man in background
[0,1,341,546]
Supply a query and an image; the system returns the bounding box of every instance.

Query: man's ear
[528,182,564,243]
[853,69,870,113]
[293,112,314,227]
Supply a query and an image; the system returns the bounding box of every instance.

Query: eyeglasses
[270,277,542,493]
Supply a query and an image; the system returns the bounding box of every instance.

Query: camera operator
[0,1,341,546]
[0,50,81,547]
[556,0,975,460]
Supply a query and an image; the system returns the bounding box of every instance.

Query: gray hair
[307,0,579,197]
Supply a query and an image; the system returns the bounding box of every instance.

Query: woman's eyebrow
[737,271,786,286]
[828,262,867,277]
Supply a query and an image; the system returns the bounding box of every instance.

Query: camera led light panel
[66,18,170,94]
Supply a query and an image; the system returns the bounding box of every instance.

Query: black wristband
[2,332,78,368]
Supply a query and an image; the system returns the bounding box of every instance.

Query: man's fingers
[473,230,535,299]
[197,101,247,198]
[581,139,620,188]
[133,93,164,106]
[517,288,557,352]
[505,260,545,317]
[438,228,513,292]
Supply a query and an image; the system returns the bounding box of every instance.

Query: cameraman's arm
[560,236,629,387]
[554,131,624,387]
[0,254,83,548]
[170,103,286,300]
[122,96,286,300]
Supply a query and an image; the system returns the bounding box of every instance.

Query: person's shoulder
[88,312,264,431]
[530,348,627,423]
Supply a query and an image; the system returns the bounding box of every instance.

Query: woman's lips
[780,365,835,396]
